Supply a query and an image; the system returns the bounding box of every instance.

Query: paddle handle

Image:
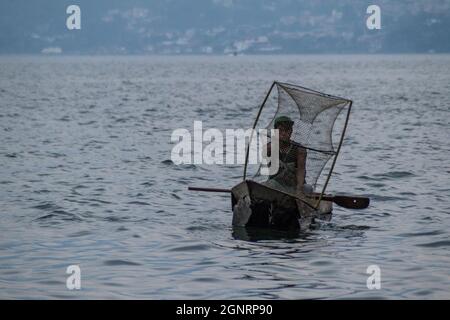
[188,186,231,193]
[189,186,330,198]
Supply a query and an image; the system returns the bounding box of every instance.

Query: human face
[278,124,293,143]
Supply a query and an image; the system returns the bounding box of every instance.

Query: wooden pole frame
[243,81,277,180]
[315,101,352,209]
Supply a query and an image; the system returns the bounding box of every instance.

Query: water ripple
[1,55,449,299]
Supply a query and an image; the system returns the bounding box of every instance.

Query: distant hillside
[0,0,449,54]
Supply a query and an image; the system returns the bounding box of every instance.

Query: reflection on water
[0,55,449,299]
[231,213,334,241]
[232,226,305,242]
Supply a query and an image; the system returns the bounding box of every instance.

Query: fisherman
[264,116,312,195]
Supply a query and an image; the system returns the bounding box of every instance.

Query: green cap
[274,116,294,127]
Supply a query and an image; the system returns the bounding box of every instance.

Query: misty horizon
[1,0,449,55]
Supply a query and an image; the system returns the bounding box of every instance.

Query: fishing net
[244,82,351,200]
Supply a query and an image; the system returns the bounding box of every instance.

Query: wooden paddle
[188,186,370,209]
[316,195,370,210]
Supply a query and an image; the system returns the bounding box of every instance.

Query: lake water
[0,55,449,299]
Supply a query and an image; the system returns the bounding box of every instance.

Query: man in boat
[263,116,312,195]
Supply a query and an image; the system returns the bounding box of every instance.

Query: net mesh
[246,82,351,197]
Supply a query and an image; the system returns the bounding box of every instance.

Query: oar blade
[333,196,370,209]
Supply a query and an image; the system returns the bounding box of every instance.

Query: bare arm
[296,148,306,193]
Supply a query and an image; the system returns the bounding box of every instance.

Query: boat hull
[231,180,332,231]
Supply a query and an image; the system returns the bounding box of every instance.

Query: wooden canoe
[231,180,332,231]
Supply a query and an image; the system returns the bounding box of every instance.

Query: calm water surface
[0,55,449,299]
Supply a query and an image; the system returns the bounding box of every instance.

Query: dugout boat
[231,180,333,231]
[189,81,369,231]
